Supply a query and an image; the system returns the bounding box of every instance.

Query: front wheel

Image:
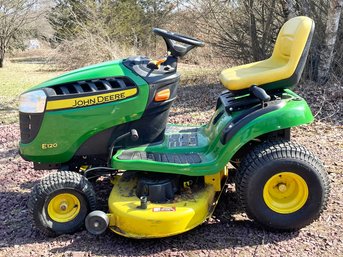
[28,171,97,237]
[236,140,329,230]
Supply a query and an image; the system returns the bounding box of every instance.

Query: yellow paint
[47,193,81,222]
[80,165,88,171]
[41,143,58,149]
[219,16,313,90]
[263,172,309,214]
[107,175,216,238]
[46,88,138,110]
[204,167,228,192]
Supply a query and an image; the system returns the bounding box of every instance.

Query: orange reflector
[156,58,166,66]
[154,89,170,102]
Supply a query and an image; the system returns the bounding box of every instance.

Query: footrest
[118,151,202,164]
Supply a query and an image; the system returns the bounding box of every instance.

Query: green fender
[211,95,314,174]
[112,90,314,176]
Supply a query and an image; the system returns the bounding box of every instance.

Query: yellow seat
[219,16,314,92]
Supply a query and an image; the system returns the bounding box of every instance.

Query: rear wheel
[28,171,97,237]
[236,140,329,230]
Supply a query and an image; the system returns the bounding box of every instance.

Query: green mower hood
[29,60,129,91]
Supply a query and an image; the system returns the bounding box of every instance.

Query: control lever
[107,129,139,166]
[130,129,139,141]
[147,58,167,70]
[250,85,271,104]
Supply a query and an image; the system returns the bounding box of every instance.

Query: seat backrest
[266,16,314,90]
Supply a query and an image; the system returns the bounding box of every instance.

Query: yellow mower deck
[107,170,227,238]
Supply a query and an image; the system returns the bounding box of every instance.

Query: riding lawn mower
[19,16,329,238]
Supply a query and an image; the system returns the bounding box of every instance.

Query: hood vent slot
[48,77,136,97]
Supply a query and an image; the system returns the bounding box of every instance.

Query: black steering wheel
[153,28,205,57]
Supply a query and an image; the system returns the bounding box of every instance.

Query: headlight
[19,90,47,113]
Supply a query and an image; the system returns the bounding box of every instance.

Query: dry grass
[0,60,60,124]
[0,54,342,257]
[1,55,341,127]
[0,89,342,257]
[0,58,223,124]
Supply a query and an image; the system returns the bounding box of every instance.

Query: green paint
[30,60,127,90]
[20,60,150,163]
[19,59,314,173]
[111,92,313,176]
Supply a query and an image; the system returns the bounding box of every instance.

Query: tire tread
[28,171,97,237]
[236,139,329,230]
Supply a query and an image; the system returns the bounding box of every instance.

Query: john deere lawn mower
[19,16,329,238]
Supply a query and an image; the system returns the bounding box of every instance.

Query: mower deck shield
[107,174,216,238]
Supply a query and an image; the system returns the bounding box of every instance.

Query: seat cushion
[219,16,314,91]
[219,58,289,91]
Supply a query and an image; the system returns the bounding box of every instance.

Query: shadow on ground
[10,57,50,65]
[0,177,299,255]
[2,80,331,255]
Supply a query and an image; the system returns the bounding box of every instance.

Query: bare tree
[0,0,37,68]
[50,2,139,70]
[281,0,297,20]
[187,0,284,63]
[318,0,343,82]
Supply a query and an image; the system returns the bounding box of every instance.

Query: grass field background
[0,61,60,124]
[1,55,342,257]
[0,58,221,124]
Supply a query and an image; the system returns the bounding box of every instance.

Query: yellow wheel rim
[47,193,81,223]
[263,172,308,214]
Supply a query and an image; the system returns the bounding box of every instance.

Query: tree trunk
[0,39,5,68]
[281,0,297,20]
[247,0,261,61]
[318,0,343,83]
[0,48,4,68]
[299,0,311,16]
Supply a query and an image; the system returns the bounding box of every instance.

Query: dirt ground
[0,81,342,257]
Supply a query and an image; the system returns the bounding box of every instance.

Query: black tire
[236,140,329,230]
[28,171,97,237]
